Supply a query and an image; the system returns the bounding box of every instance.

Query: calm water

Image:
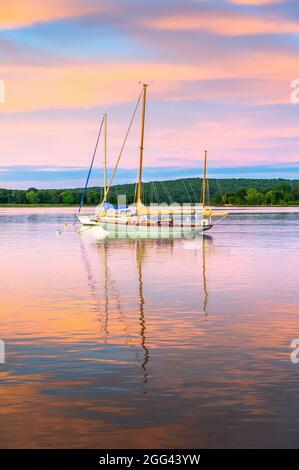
[0,208,299,448]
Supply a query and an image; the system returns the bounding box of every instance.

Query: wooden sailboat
[77,84,229,237]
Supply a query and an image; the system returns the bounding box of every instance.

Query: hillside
[1,178,299,206]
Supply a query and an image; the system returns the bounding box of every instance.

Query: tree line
[0,178,299,206]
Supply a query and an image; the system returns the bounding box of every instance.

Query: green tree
[0,189,8,203]
[265,190,277,205]
[60,191,75,205]
[25,190,39,204]
[245,188,263,205]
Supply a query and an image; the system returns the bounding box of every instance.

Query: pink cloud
[147,10,299,36]
[1,47,298,114]
[1,0,298,176]
[1,101,298,170]
[228,0,287,5]
[145,116,299,168]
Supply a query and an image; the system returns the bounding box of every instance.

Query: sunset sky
[0,0,299,188]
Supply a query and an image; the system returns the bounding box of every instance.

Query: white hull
[77,215,212,238]
[77,215,98,226]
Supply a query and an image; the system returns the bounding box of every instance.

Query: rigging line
[182,179,191,203]
[163,181,174,203]
[153,182,160,204]
[187,180,198,203]
[161,181,175,204]
[156,182,163,203]
[150,182,155,204]
[152,182,156,204]
[150,182,156,204]
[145,183,149,206]
[161,181,170,204]
[100,87,143,208]
[157,184,161,204]
[78,116,104,213]
[150,183,154,203]
[142,182,146,205]
[215,179,227,206]
[212,214,229,225]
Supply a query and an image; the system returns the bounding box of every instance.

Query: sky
[0,0,299,188]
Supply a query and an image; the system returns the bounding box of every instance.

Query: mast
[137,84,148,211]
[103,113,107,202]
[202,150,208,210]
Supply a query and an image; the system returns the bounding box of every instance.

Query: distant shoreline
[1,178,299,206]
[1,204,299,208]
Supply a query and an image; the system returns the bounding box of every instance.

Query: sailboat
[77,84,229,237]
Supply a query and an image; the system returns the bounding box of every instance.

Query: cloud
[147,9,299,36]
[160,78,291,106]
[0,62,240,113]
[1,0,299,183]
[1,45,298,113]
[228,0,287,5]
[0,0,111,29]
[1,97,298,175]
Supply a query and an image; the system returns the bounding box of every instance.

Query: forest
[1,178,299,206]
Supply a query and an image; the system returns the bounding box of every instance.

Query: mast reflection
[202,235,211,316]
[136,239,150,384]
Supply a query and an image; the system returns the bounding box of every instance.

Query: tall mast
[202,150,208,209]
[137,84,148,210]
[103,113,107,202]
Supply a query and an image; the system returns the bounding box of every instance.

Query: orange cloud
[1,62,236,113]
[0,0,107,29]
[148,10,299,36]
[229,0,286,4]
[2,47,298,113]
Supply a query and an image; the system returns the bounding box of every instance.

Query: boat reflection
[2,210,299,448]
[79,235,215,388]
